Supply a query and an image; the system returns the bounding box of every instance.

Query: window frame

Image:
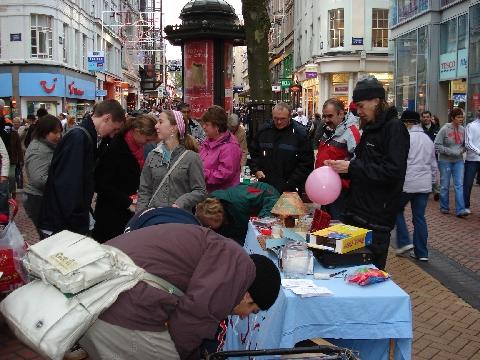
[31,14,53,59]
[372,8,389,48]
[328,8,345,48]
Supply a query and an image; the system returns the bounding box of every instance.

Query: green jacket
[211,182,280,245]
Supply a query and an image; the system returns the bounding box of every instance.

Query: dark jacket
[422,123,439,142]
[346,107,410,229]
[211,182,280,245]
[249,120,314,193]
[39,116,97,234]
[92,134,140,243]
[100,223,255,360]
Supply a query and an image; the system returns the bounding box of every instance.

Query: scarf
[124,129,145,169]
[452,126,462,145]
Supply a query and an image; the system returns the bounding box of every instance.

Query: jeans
[463,160,480,209]
[438,160,466,215]
[395,192,429,258]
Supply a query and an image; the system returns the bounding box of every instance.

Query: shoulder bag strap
[147,150,190,207]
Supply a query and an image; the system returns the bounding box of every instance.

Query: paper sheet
[281,279,333,297]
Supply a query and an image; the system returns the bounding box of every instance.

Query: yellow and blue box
[310,224,372,254]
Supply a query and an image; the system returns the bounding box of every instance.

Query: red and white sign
[40,78,57,94]
[184,40,214,119]
[68,81,85,96]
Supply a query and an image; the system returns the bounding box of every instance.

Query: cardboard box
[310,224,372,254]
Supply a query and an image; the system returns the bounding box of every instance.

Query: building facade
[293,0,393,118]
[0,0,141,118]
[268,0,294,104]
[391,0,480,124]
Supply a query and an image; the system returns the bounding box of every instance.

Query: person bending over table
[196,182,280,246]
[79,222,281,360]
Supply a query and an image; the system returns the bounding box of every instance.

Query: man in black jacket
[249,102,314,194]
[39,100,126,236]
[326,77,410,270]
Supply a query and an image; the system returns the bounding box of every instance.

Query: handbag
[148,150,189,207]
[0,244,184,360]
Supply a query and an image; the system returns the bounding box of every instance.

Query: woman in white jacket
[395,111,438,262]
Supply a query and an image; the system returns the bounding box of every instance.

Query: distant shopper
[395,111,437,262]
[421,111,439,142]
[227,113,248,167]
[63,115,77,134]
[178,103,205,145]
[463,109,480,214]
[24,115,62,234]
[39,100,126,235]
[434,108,469,217]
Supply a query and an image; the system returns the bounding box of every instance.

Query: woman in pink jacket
[199,106,242,192]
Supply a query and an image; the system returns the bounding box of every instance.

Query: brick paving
[1,190,480,359]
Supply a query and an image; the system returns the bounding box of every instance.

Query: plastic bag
[345,267,390,286]
[0,200,27,292]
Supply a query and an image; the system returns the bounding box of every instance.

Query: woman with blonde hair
[93,114,158,242]
[137,110,207,213]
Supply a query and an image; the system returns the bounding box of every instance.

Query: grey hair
[0,99,5,108]
[273,102,292,114]
[227,113,240,130]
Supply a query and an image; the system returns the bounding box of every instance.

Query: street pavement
[1,188,480,360]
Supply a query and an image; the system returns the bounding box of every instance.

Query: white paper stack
[281,279,333,297]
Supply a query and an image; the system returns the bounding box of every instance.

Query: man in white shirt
[293,107,308,126]
[463,110,480,214]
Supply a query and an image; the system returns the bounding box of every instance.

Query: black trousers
[342,215,392,270]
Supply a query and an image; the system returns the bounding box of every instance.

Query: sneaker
[433,193,440,201]
[64,344,88,360]
[409,253,428,262]
[464,208,471,215]
[440,209,449,214]
[396,244,414,256]
[457,211,470,218]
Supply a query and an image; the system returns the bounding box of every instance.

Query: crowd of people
[0,75,479,359]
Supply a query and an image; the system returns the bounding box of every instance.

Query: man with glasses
[249,102,314,194]
[178,103,205,145]
[315,98,360,219]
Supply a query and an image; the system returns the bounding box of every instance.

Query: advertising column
[184,40,215,120]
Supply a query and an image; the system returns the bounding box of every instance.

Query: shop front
[19,72,65,116]
[467,3,480,121]
[18,72,96,118]
[0,73,16,119]
[65,75,96,120]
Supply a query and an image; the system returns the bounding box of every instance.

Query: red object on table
[310,209,331,232]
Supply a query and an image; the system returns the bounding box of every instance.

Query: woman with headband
[136,110,207,214]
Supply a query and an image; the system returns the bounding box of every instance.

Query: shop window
[440,18,457,55]
[372,9,389,48]
[31,14,53,59]
[395,29,418,111]
[329,8,344,48]
[397,0,429,23]
[468,4,480,121]
[416,26,428,112]
[63,23,68,63]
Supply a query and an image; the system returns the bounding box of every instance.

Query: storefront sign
[333,85,349,93]
[10,33,21,42]
[19,73,65,97]
[87,51,105,72]
[305,72,318,79]
[290,84,302,93]
[272,84,281,92]
[0,74,12,97]
[65,76,96,100]
[352,37,364,45]
[457,49,468,78]
[281,79,292,89]
[184,40,215,119]
[95,89,107,97]
[233,86,244,94]
[439,52,457,81]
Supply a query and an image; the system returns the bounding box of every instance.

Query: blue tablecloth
[224,222,412,360]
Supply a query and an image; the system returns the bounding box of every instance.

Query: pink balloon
[305,166,342,205]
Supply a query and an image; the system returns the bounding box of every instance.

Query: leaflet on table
[281,279,333,297]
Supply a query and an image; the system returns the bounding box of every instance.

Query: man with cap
[395,111,437,262]
[78,222,281,360]
[325,76,410,270]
